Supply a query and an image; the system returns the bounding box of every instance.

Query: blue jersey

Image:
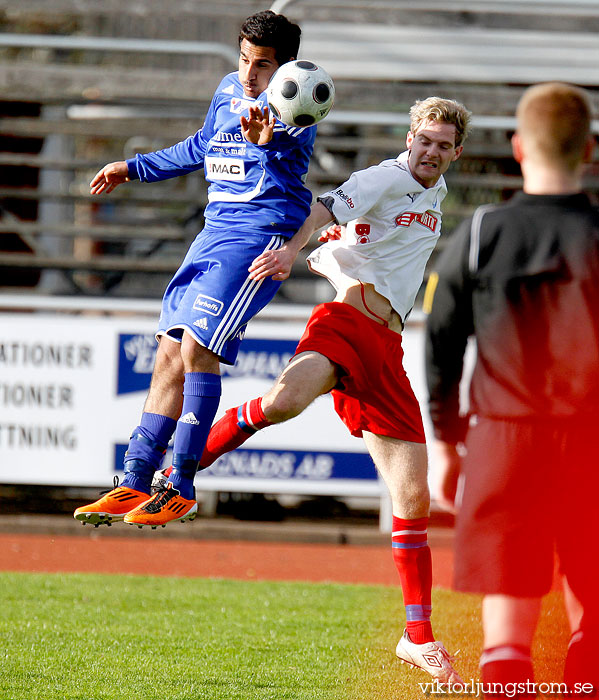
[126,72,316,236]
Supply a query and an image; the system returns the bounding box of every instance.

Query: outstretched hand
[90,161,130,195]
[249,246,296,281]
[241,105,275,146]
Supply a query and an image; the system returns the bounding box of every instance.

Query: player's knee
[394,481,430,517]
[179,333,220,373]
[154,338,184,381]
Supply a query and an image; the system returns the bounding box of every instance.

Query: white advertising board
[0,300,432,502]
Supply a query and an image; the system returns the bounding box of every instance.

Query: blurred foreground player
[74,11,316,527]
[195,97,471,684]
[425,83,599,696]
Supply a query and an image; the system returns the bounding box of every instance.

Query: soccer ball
[266,60,335,128]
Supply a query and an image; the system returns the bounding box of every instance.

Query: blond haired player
[426,83,599,695]
[195,97,471,684]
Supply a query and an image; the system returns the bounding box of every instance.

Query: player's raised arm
[90,161,130,195]
[249,201,333,281]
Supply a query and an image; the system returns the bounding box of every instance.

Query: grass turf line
[0,572,568,700]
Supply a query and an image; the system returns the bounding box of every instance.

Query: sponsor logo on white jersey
[205,157,246,182]
[333,188,354,209]
[192,294,224,316]
[193,317,209,330]
[180,412,200,425]
[395,210,439,232]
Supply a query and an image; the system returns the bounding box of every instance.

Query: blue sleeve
[126,98,216,183]
[251,124,315,164]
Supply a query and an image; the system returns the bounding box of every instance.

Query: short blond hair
[409,97,472,147]
[516,82,592,169]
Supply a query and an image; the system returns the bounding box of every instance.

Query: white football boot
[396,629,463,686]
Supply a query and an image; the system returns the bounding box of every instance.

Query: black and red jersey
[425,191,599,443]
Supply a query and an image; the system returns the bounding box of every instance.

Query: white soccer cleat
[396,629,463,686]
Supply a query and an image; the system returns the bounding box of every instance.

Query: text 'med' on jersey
[308,151,448,322]
[126,72,316,237]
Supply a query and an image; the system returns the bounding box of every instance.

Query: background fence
[2,0,598,303]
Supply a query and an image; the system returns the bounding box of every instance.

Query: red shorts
[294,302,425,443]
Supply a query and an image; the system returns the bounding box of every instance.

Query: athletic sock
[199,397,272,468]
[392,515,434,644]
[481,645,535,698]
[121,412,177,494]
[169,372,222,500]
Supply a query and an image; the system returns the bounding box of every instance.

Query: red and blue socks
[480,645,535,698]
[168,372,221,500]
[199,397,272,468]
[392,515,434,644]
[121,412,177,494]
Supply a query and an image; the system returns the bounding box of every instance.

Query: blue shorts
[157,227,285,365]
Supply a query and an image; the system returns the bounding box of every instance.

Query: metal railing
[0,33,239,66]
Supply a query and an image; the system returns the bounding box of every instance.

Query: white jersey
[307,150,447,321]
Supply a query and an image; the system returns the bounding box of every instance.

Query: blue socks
[169,372,221,499]
[120,373,221,500]
[122,412,177,494]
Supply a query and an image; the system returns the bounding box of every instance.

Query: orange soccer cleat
[74,479,151,527]
[123,482,197,529]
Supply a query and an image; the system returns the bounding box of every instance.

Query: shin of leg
[483,595,541,649]
[170,347,222,497]
[368,435,434,642]
[261,352,338,424]
[392,520,434,644]
[363,433,430,518]
[481,596,538,697]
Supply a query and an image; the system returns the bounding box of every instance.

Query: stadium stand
[0,0,598,301]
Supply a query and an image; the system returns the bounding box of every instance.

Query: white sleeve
[317,161,400,226]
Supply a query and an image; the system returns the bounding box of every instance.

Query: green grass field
[0,572,569,700]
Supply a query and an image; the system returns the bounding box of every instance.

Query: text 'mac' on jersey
[308,151,448,322]
[126,72,316,238]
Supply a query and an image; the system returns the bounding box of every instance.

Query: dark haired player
[75,11,316,527]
